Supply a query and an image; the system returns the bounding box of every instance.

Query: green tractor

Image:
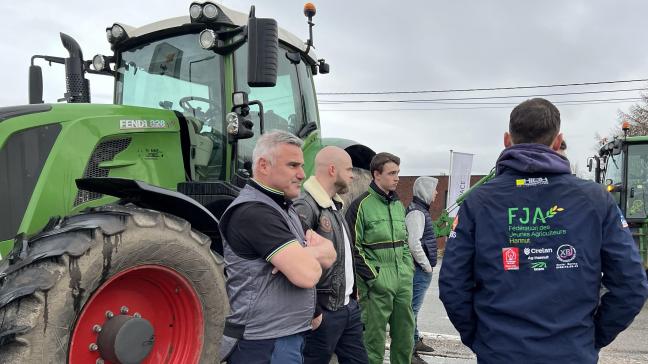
[589,125,648,276]
[0,2,374,363]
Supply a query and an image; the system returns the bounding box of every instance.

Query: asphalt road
[380,259,648,364]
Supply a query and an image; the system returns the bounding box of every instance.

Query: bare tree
[617,92,648,137]
[592,92,648,155]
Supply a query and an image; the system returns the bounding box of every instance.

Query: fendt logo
[119,119,168,129]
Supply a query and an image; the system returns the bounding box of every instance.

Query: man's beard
[334,177,349,195]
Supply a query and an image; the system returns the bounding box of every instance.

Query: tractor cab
[590,133,648,272]
[30,1,330,183]
[593,136,648,221]
[108,3,326,181]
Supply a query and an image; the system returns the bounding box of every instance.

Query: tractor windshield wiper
[610,154,619,170]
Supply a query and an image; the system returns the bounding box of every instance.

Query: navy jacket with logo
[439,144,648,364]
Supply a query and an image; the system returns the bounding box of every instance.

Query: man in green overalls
[345,152,415,364]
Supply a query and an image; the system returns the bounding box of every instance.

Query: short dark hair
[509,98,560,146]
[370,152,400,177]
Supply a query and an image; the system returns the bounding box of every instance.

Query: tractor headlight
[92,54,107,71]
[226,112,239,135]
[111,24,125,40]
[203,3,219,19]
[199,29,217,49]
[189,4,202,20]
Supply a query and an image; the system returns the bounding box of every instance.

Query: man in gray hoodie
[405,176,439,364]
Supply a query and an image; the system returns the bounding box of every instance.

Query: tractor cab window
[605,151,624,206]
[296,58,319,131]
[115,33,226,180]
[626,144,648,219]
[233,45,319,174]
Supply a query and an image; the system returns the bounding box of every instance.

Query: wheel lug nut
[105,311,114,319]
[133,312,141,318]
[89,343,98,352]
[96,358,105,364]
[92,324,102,333]
[120,306,129,314]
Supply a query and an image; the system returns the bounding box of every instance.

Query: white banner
[447,151,474,217]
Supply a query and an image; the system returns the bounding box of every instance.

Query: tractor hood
[0,105,52,123]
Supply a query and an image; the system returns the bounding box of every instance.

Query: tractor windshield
[626,144,648,219]
[115,33,226,179]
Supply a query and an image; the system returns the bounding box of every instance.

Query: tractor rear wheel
[0,204,227,364]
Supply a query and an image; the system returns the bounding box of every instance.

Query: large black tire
[0,204,227,364]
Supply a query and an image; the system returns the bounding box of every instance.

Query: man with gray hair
[219,130,337,363]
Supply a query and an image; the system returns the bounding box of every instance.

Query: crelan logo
[508,205,565,225]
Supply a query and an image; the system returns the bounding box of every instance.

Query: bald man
[294,146,369,364]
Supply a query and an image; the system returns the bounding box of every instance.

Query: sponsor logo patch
[556,244,576,262]
[515,177,549,187]
[502,247,520,271]
[556,244,579,269]
[530,261,547,271]
[523,247,552,261]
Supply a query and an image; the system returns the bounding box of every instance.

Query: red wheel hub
[69,265,204,364]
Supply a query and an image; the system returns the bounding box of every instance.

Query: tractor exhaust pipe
[60,32,90,103]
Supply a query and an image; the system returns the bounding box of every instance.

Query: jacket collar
[412,196,430,210]
[369,181,399,203]
[249,179,293,209]
[303,176,344,209]
[496,143,571,176]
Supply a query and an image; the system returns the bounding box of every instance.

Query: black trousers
[303,299,369,364]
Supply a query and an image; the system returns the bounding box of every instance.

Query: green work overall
[346,183,415,364]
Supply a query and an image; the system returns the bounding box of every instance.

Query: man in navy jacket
[439,98,648,364]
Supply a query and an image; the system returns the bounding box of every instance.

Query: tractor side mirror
[29,65,44,104]
[247,11,278,87]
[318,59,330,74]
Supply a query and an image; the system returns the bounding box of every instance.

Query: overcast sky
[2,1,648,176]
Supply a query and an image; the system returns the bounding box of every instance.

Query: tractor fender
[0,212,129,285]
[75,177,220,240]
[0,210,131,308]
